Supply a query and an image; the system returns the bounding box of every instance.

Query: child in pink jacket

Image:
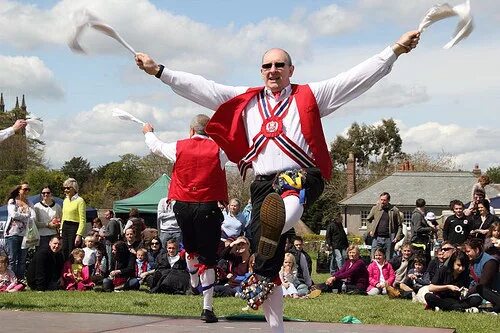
[367,248,395,295]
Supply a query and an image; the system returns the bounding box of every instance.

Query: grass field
[1,285,498,333]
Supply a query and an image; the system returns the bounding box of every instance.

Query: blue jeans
[371,235,394,259]
[5,235,28,279]
[330,248,347,274]
[159,231,183,248]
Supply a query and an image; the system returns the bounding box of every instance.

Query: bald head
[262,48,293,66]
[190,114,210,136]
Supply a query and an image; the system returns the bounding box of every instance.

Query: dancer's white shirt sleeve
[309,46,397,117]
[144,132,228,169]
[159,69,247,111]
[0,126,15,142]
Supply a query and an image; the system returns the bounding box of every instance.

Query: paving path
[0,311,456,333]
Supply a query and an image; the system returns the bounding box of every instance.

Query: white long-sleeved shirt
[34,201,62,237]
[0,126,14,143]
[157,47,398,176]
[157,197,180,232]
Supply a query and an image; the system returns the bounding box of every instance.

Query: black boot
[201,309,218,323]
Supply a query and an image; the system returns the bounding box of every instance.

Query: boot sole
[258,193,286,260]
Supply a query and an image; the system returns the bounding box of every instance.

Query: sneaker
[201,309,218,323]
[306,289,321,299]
[435,307,441,312]
[465,307,479,313]
[386,285,401,299]
[258,193,286,260]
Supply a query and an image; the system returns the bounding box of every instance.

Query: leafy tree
[23,168,68,199]
[486,166,500,183]
[61,156,92,186]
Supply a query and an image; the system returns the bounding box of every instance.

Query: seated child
[401,255,427,294]
[280,253,302,298]
[83,236,98,275]
[367,248,395,296]
[62,248,94,291]
[135,248,152,284]
[0,255,24,292]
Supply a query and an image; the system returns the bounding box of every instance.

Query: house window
[403,211,412,228]
[360,210,370,229]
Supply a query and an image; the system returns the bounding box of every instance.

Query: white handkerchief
[418,0,473,49]
[112,109,146,125]
[68,9,136,55]
[26,117,44,139]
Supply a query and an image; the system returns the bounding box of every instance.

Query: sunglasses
[261,62,286,70]
[63,187,72,190]
[151,242,160,245]
[441,247,454,252]
[41,192,51,195]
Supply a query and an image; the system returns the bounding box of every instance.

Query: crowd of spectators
[1,181,499,316]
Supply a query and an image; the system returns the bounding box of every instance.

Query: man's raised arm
[135,53,246,111]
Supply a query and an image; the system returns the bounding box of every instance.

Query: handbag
[22,219,40,249]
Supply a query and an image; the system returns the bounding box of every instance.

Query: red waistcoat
[205,84,332,180]
[168,137,228,202]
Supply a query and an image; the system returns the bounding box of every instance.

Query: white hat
[425,212,437,221]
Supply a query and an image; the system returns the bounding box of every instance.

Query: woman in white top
[4,182,36,279]
[34,186,62,250]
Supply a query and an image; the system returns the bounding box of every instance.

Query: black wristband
[155,64,165,78]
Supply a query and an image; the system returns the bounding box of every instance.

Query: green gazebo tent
[113,174,170,226]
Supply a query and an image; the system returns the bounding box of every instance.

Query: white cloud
[42,100,201,168]
[0,55,63,99]
[308,4,361,36]
[400,121,500,170]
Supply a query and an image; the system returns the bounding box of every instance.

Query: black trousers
[425,293,482,311]
[173,201,223,266]
[61,221,79,261]
[477,285,500,312]
[249,168,324,278]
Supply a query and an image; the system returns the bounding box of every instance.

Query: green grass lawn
[1,288,498,333]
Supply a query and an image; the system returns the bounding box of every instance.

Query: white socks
[185,253,200,288]
[262,286,284,333]
[200,268,215,311]
[281,195,303,234]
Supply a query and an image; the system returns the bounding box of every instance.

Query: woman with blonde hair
[60,178,86,260]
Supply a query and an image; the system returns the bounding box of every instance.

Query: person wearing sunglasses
[0,119,27,143]
[34,186,62,250]
[4,182,36,280]
[60,178,86,261]
[136,29,420,332]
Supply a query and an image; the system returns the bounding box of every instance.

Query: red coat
[61,261,94,291]
[206,85,332,180]
[367,260,396,291]
[168,136,228,202]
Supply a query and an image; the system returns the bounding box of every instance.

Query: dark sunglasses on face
[151,242,160,245]
[63,187,71,190]
[261,62,286,70]
[41,192,51,195]
[441,247,454,252]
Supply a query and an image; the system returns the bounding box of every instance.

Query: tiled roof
[339,172,487,207]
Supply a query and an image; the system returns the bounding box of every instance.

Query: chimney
[346,152,356,197]
[0,93,4,112]
[472,164,481,178]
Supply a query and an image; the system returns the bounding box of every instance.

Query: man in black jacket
[26,236,64,291]
[326,216,349,273]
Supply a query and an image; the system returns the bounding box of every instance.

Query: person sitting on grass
[484,222,500,260]
[135,248,153,285]
[367,247,395,296]
[280,253,304,298]
[214,236,254,297]
[313,245,368,295]
[124,227,141,256]
[26,235,64,291]
[149,239,190,294]
[62,248,94,291]
[424,251,482,312]
[400,255,428,300]
[0,255,24,292]
[464,238,500,314]
[386,242,413,298]
[102,241,139,292]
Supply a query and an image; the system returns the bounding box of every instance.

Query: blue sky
[0,0,499,171]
